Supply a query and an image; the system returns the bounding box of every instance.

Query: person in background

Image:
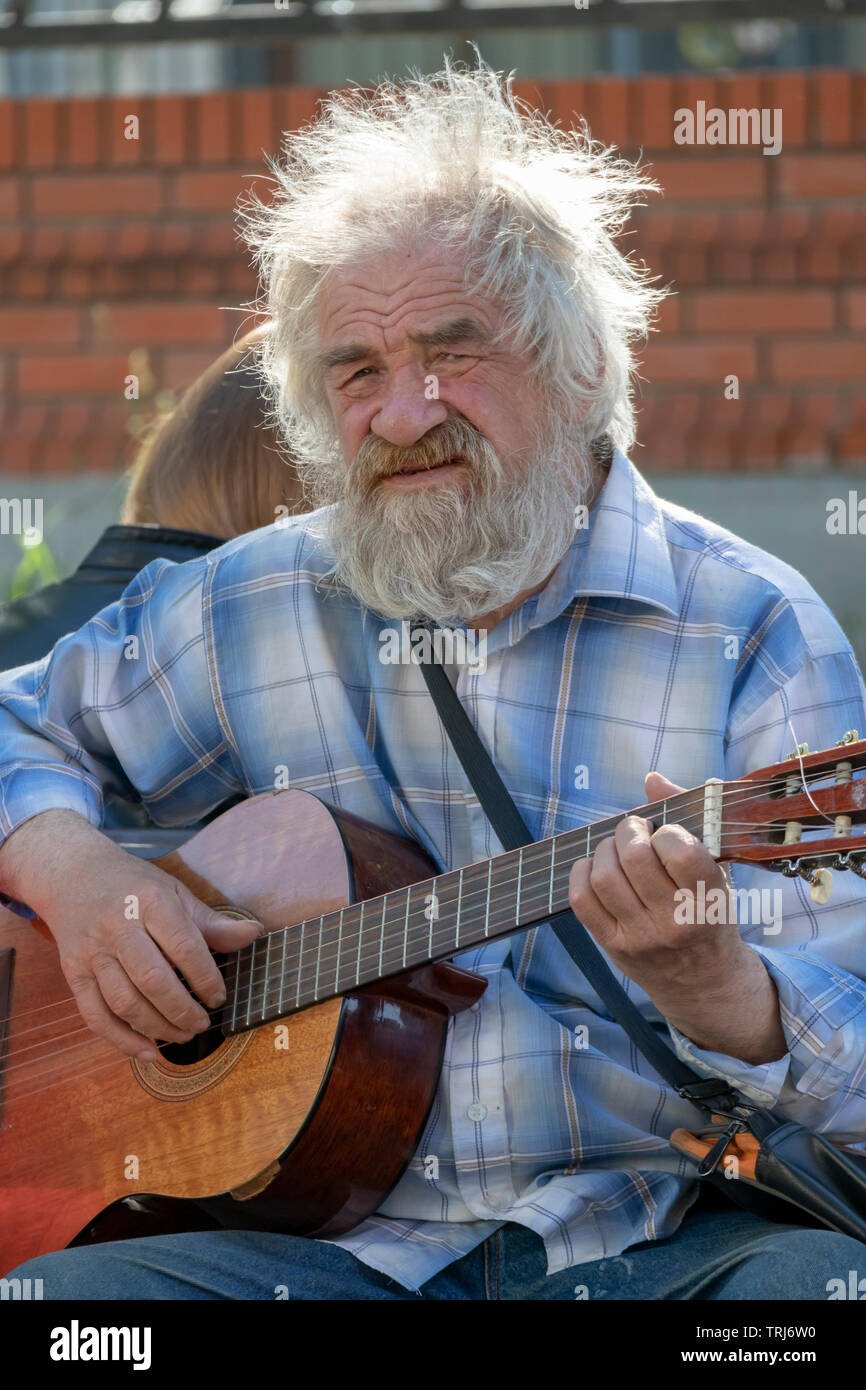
[0,325,302,676]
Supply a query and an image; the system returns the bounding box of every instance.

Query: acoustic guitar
[1,732,865,1274]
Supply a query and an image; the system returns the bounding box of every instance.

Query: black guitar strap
[417,639,739,1120]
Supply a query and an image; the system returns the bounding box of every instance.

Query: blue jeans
[9,1192,865,1299]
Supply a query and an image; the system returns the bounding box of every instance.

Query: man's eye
[347,367,375,382]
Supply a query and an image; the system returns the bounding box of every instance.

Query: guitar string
[2,772,863,1076]
[5,801,865,1078]
[0,766,847,1037]
[2,771,863,1067]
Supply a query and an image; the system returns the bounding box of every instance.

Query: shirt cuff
[0,766,104,915]
[666,943,866,1109]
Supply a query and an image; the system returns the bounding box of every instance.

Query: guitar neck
[224,785,706,1034]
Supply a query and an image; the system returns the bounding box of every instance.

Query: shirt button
[467,1102,488,1122]
[470,1001,481,1013]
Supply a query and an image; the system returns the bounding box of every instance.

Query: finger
[191,898,263,954]
[65,970,160,1062]
[113,924,212,1033]
[91,953,201,1044]
[568,857,618,945]
[650,822,723,893]
[138,887,232,1012]
[645,770,687,802]
[614,815,679,915]
[588,833,650,929]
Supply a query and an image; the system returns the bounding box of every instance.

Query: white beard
[317,413,591,626]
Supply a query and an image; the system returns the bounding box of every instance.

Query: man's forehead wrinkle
[320,283,498,362]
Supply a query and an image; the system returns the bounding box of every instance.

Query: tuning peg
[835,730,859,746]
[809,868,833,905]
[785,741,809,761]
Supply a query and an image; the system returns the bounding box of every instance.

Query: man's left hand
[567,770,787,1065]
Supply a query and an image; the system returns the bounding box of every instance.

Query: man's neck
[467,454,607,635]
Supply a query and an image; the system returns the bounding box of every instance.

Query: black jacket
[0,524,227,834]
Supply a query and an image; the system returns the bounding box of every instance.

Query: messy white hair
[239,55,665,491]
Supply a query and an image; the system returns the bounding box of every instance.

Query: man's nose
[370,368,448,448]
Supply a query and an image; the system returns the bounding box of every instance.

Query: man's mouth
[390,454,465,477]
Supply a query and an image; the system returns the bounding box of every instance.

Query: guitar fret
[262,933,271,1020]
[277,928,288,1017]
[455,868,463,950]
[295,920,305,1009]
[548,839,555,914]
[313,915,323,1000]
[245,939,256,1029]
[515,847,524,925]
[230,949,240,1033]
[402,887,411,968]
[335,907,344,994]
[355,899,366,987]
[484,859,492,937]
[428,878,436,956]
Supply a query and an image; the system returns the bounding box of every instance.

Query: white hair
[239,56,665,487]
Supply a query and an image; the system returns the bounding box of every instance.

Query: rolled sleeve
[667,944,866,1135]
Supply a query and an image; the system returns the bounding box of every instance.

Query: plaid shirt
[1,447,865,1292]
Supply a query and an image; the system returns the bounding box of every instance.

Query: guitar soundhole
[155,904,261,1067]
[156,956,229,1065]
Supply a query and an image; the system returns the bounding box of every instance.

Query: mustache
[349,418,494,492]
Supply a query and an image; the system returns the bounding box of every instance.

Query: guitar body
[0,791,486,1275]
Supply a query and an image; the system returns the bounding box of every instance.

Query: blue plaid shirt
[1,446,865,1292]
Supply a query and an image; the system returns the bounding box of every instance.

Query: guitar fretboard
[221,787,703,1034]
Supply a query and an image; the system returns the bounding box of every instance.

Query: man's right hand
[0,809,261,1061]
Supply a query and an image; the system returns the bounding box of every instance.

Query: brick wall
[0,72,864,477]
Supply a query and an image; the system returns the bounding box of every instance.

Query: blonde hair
[123,327,304,538]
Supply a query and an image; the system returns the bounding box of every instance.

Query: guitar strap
[416,639,741,1121]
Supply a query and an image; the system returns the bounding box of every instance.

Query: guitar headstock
[719,730,866,902]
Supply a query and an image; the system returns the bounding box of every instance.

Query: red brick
[68,223,110,264]
[33,174,163,216]
[239,88,277,163]
[692,290,833,334]
[634,209,677,247]
[0,307,81,345]
[95,303,224,344]
[720,74,763,116]
[10,403,52,437]
[17,354,131,394]
[2,441,35,471]
[764,73,807,149]
[280,86,324,134]
[727,208,766,246]
[66,98,103,168]
[770,340,866,382]
[590,77,630,149]
[757,246,798,282]
[800,244,841,283]
[25,99,59,168]
[548,80,585,131]
[668,246,708,285]
[60,268,96,299]
[653,294,679,334]
[715,247,754,283]
[112,224,154,261]
[816,206,860,245]
[30,225,66,262]
[778,155,864,198]
[194,91,234,165]
[55,403,96,439]
[854,72,866,143]
[634,76,676,151]
[679,210,722,245]
[641,340,757,384]
[0,178,20,217]
[843,290,866,330]
[0,101,14,170]
[764,207,811,242]
[152,95,190,165]
[160,348,226,388]
[172,170,252,211]
[647,158,765,201]
[16,267,48,298]
[815,71,852,145]
[109,98,147,166]
[0,226,23,262]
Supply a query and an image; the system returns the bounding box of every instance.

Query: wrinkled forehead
[315,240,501,356]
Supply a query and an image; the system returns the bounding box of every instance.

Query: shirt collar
[498,446,680,651]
